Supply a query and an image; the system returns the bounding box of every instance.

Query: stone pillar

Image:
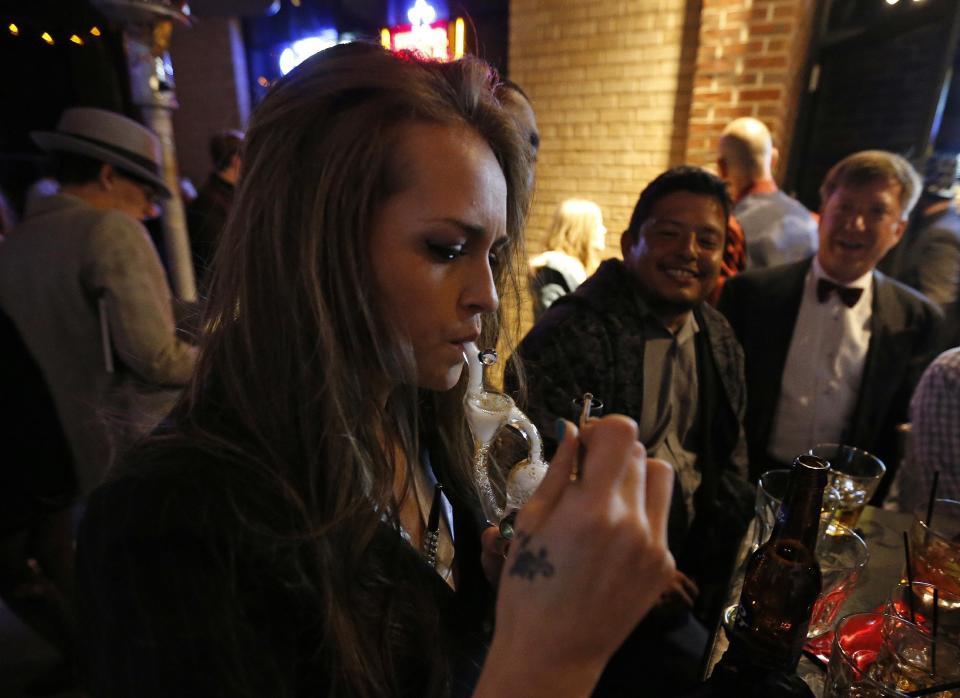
[93,1,197,301]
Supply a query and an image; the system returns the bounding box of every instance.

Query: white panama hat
[31,107,172,198]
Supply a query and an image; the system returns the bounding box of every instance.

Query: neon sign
[278,31,339,75]
[381,0,464,62]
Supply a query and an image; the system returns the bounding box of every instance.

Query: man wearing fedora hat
[0,107,198,496]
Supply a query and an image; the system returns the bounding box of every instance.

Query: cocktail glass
[908,499,960,603]
[823,612,960,697]
[887,581,960,647]
[807,524,869,640]
[809,444,886,534]
[753,468,841,551]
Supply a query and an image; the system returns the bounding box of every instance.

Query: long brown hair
[169,43,529,695]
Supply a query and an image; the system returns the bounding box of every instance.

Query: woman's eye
[427,242,465,261]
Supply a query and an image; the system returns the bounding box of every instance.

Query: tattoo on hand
[508,531,555,580]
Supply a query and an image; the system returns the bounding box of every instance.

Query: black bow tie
[816,278,863,308]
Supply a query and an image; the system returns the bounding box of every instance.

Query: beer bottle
[728,454,829,672]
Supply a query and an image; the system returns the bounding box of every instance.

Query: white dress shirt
[769,258,874,464]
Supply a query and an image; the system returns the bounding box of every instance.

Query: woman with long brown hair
[76,42,675,697]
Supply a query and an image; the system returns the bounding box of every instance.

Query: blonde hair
[544,198,605,272]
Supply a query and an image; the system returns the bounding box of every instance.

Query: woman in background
[529,198,606,318]
[77,43,674,698]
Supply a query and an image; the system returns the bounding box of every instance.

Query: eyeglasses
[118,173,164,206]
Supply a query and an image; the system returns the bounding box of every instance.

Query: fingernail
[555,418,566,443]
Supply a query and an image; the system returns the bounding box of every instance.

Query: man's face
[817,179,906,283]
[108,168,162,221]
[621,190,725,312]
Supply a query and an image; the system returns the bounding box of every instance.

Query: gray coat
[0,194,197,493]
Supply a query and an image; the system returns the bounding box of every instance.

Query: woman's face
[370,122,508,391]
[592,213,607,251]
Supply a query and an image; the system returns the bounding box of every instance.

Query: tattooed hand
[475,415,675,698]
[507,532,554,581]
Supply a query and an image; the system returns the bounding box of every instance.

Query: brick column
[686,0,816,179]
[509,0,698,254]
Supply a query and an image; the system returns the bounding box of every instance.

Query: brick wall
[685,0,816,180]
[509,0,815,260]
[508,0,699,259]
[507,0,814,338]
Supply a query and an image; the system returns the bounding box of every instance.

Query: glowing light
[8,23,18,36]
[257,76,269,87]
[69,34,84,45]
[290,0,300,5]
[278,31,338,75]
[407,0,437,25]
[392,24,448,59]
[90,26,101,36]
[454,17,464,58]
[885,0,899,5]
[41,31,54,45]
[381,28,391,49]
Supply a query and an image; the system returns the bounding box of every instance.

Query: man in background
[187,129,243,286]
[718,117,818,269]
[0,107,197,495]
[879,151,960,322]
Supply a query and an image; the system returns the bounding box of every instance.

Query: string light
[1,20,103,44]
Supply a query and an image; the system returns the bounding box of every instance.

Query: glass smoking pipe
[463,342,548,538]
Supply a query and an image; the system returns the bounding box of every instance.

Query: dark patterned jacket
[510,259,753,624]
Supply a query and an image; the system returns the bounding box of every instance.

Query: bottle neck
[770,455,829,550]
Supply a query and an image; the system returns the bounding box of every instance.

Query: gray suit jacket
[719,257,943,497]
[0,194,197,493]
[880,204,960,310]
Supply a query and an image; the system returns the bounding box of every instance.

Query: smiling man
[510,167,752,691]
[719,150,942,497]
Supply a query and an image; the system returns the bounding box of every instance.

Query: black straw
[903,531,916,624]
[925,471,941,529]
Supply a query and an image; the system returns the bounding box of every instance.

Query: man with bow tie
[719,150,942,498]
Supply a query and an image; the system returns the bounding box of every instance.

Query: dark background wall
[788,0,960,209]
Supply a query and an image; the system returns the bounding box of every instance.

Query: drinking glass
[809,443,886,534]
[908,499,960,601]
[753,468,841,551]
[887,582,960,647]
[807,524,869,639]
[823,612,960,697]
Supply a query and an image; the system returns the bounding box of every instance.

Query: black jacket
[77,431,493,698]
[718,257,943,498]
[511,260,753,624]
